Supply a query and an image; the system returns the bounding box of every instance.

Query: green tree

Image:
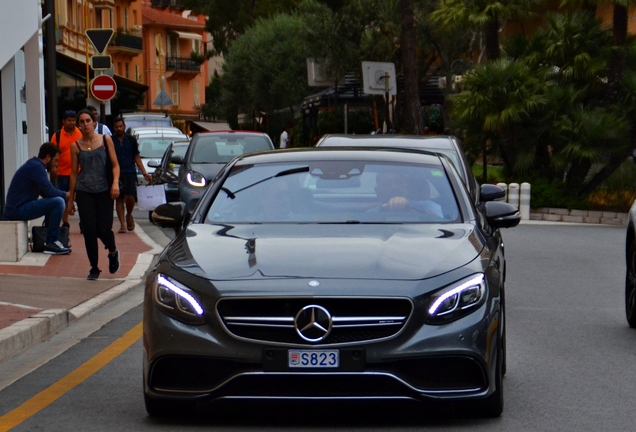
[220,13,313,126]
[431,0,542,62]
[448,59,548,176]
[181,0,302,55]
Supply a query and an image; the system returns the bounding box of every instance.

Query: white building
[0,0,47,213]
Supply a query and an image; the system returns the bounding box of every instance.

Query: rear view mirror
[480,184,506,202]
[152,202,185,229]
[484,201,520,229]
[171,155,183,164]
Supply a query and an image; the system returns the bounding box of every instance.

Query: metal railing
[166,57,201,72]
[111,32,142,51]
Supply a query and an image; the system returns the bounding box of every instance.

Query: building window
[192,39,201,54]
[171,81,180,106]
[155,34,163,65]
[124,8,128,31]
[125,63,129,79]
[193,82,200,107]
[67,0,74,28]
[167,34,178,58]
[135,65,140,82]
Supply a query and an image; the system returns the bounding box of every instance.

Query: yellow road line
[0,322,143,432]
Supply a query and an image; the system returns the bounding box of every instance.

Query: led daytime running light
[157,275,204,315]
[187,172,206,187]
[428,274,485,315]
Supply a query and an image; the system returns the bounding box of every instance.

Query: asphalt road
[0,221,634,431]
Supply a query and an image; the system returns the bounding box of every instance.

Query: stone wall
[530,208,627,225]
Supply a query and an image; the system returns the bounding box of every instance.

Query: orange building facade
[141,1,209,117]
[54,1,146,104]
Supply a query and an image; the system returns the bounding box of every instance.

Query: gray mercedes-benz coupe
[144,147,519,417]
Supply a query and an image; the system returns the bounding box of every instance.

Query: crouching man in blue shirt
[2,143,72,255]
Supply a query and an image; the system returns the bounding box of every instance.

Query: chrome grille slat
[217,297,413,345]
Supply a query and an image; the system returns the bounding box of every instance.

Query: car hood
[166,223,484,281]
[189,162,226,181]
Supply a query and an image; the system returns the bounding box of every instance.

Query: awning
[171,31,202,41]
[56,52,149,96]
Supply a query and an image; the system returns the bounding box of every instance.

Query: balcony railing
[166,57,201,72]
[151,0,183,8]
[111,32,143,51]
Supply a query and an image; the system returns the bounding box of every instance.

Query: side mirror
[480,184,506,202]
[151,202,185,229]
[171,154,184,164]
[484,201,520,229]
[147,159,161,168]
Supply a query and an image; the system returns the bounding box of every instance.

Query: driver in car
[368,171,443,218]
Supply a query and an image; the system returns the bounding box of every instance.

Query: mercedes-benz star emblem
[294,305,332,342]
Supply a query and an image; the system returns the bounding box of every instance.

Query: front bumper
[143,292,500,404]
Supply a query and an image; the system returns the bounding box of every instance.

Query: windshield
[138,138,181,158]
[192,135,272,164]
[206,161,461,224]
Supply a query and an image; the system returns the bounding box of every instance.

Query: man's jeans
[14,197,65,244]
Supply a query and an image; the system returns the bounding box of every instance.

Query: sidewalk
[0,214,163,365]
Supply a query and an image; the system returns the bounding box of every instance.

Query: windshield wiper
[229,166,310,195]
[220,187,236,199]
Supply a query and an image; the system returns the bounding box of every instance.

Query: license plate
[288,350,339,368]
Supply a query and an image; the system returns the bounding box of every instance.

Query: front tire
[626,239,636,327]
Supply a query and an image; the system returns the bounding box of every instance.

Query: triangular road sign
[153,90,174,107]
[86,29,114,53]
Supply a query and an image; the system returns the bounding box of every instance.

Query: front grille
[217,297,412,345]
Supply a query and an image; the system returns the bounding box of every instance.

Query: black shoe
[43,241,71,255]
[61,222,70,230]
[87,268,101,280]
[108,250,120,274]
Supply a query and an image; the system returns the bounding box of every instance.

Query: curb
[0,226,163,365]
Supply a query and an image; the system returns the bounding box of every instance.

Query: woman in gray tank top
[66,109,121,280]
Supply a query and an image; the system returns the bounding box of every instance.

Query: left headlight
[186,171,206,187]
[427,274,486,324]
[153,274,205,325]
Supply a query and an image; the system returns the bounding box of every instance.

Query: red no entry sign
[90,75,117,101]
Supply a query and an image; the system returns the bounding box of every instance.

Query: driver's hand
[382,196,408,210]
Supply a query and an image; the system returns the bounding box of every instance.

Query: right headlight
[426,274,486,324]
[153,274,205,325]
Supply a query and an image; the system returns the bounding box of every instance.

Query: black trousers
[75,190,116,271]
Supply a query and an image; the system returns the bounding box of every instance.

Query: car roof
[317,134,456,150]
[193,130,270,138]
[121,112,170,119]
[233,146,445,166]
[130,126,182,133]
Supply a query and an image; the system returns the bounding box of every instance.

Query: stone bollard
[508,183,520,208]
[496,183,508,201]
[520,182,531,220]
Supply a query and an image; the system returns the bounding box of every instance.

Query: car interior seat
[194,143,220,163]
[140,141,153,156]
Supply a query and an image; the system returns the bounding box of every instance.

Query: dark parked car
[148,140,190,202]
[316,134,480,204]
[178,130,275,209]
[625,201,636,327]
[144,147,519,417]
